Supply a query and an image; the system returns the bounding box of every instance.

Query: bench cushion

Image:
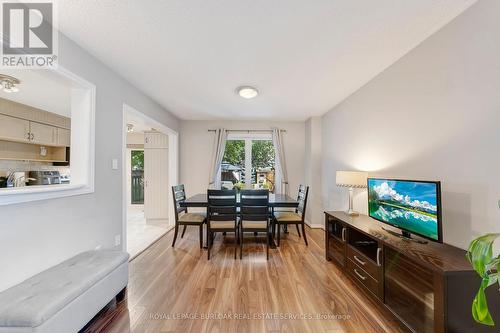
[0,250,129,328]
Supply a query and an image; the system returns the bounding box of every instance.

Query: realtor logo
[1,0,58,68]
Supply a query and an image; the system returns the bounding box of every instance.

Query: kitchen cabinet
[57,128,71,147]
[0,113,70,147]
[0,114,30,143]
[30,121,57,146]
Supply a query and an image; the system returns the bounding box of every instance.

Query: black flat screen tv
[367,178,442,242]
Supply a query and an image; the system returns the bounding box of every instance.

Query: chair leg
[240,227,243,259]
[172,224,179,247]
[271,219,276,239]
[301,223,308,246]
[234,227,237,259]
[266,228,269,260]
[181,225,187,238]
[296,224,301,237]
[207,226,211,260]
[277,222,281,247]
[199,225,203,249]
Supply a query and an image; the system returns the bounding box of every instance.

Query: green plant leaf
[472,278,496,326]
[498,261,500,290]
[467,234,500,277]
[466,233,500,326]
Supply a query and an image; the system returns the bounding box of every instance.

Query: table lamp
[336,171,368,216]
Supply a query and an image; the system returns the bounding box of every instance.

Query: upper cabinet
[0,114,70,147]
[30,121,57,146]
[57,128,71,147]
[0,98,70,148]
[0,114,30,143]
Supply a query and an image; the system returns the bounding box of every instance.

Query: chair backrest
[240,189,269,222]
[172,184,187,222]
[297,185,309,220]
[207,189,237,221]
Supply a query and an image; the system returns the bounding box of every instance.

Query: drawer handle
[353,255,366,266]
[354,268,367,281]
[341,228,346,242]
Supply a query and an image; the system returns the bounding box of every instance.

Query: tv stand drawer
[347,259,380,298]
[347,245,379,280]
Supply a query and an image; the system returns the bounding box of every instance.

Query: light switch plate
[112,158,118,170]
[115,234,121,246]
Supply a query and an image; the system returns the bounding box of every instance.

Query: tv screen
[367,178,442,242]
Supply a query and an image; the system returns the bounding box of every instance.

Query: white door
[144,131,169,220]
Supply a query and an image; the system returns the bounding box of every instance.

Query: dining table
[179,192,299,249]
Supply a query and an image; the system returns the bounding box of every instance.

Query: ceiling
[0,69,72,117]
[54,0,476,121]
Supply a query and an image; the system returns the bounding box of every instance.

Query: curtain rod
[207,129,286,133]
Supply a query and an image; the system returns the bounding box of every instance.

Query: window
[0,66,96,205]
[130,150,144,204]
[221,134,276,193]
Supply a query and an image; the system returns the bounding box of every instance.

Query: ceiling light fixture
[0,74,20,93]
[236,86,258,99]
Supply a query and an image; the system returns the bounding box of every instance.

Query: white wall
[320,0,500,250]
[0,33,179,291]
[304,117,323,227]
[180,120,305,201]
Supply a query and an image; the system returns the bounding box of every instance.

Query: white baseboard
[305,220,325,229]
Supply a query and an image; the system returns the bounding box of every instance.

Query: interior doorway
[122,105,178,259]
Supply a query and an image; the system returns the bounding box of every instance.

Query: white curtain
[209,128,227,189]
[272,128,289,196]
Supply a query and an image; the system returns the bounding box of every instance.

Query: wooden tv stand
[324,211,499,333]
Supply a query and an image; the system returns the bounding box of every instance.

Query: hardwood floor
[81,226,406,333]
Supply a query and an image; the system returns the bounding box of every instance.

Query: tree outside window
[220,139,275,192]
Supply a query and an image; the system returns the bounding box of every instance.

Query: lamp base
[345,209,359,216]
[345,187,359,216]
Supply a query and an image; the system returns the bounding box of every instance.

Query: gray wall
[321,0,500,249]
[0,33,179,291]
[304,117,323,227]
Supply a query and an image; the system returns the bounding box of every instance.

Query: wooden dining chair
[239,189,270,260]
[207,189,239,260]
[273,185,309,246]
[171,184,206,248]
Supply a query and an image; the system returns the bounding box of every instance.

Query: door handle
[353,255,366,266]
[341,227,346,242]
[376,248,382,266]
[26,132,31,140]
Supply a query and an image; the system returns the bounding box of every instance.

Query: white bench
[0,250,129,333]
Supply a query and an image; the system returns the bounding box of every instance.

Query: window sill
[0,184,94,206]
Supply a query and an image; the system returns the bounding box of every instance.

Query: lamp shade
[336,171,368,188]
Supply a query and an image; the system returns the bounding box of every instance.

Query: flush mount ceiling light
[236,86,259,99]
[0,74,20,93]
